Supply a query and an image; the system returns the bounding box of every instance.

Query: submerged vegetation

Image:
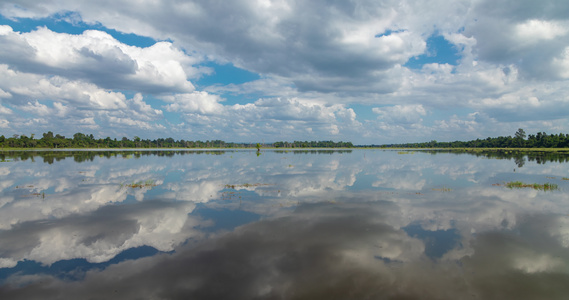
[494,181,559,191]
[224,183,273,189]
[432,187,452,192]
[273,141,354,148]
[122,180,157,189]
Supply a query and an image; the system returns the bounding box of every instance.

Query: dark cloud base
[1,202,568,300]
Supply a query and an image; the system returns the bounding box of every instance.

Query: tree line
[381,129,569,148]
[0,132,353,149]
[2,129,568,149]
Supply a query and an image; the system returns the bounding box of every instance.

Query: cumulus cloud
[163,91,225,115]
[0,64,126,110]
[0,25,198,93]
[515,19,568,42]
[0,64,171,136]
[162,95,364,141]
[373,104,427,125]
[0,0,442,93]
[0,103,13,115]
[0,0,569,142]
[466,0,569,80]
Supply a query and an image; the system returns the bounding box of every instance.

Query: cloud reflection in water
[0,150,568,299]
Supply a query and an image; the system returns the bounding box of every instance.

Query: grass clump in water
[123,180,157,189]
[224,183,272,189]
[502,181,558,191]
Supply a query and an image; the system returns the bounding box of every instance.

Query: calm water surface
[1,149,569,299]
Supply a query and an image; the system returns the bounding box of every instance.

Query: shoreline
[2,147,569,152]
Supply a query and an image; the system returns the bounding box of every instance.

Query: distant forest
[1,129,568,149]
[0,132,353,149]
[380,129,569,148]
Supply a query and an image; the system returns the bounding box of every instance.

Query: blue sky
[1,0,569,144]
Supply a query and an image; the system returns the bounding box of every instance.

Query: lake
[1,149,569,299]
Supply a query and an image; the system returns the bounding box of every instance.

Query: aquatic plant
[224,183,272,189]
[124,180,157,189]
[21,192,46,199]
[497,181,559,191]
[432,187,452,192]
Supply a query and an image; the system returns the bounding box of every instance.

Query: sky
[0,0,568,144]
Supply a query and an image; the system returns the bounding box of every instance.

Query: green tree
[514,128,526,147]
[134,136,141,148]
[515,128,526,139]
[43,131,54,139]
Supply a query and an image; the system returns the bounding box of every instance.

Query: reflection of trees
[424,150,569,167]
[514,156,525,168]
[274,150,353,154]
[1,150,358,164]
[1,150,228,164]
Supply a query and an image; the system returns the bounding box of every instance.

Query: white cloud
[254,97,334,122]
[0,0,569,143]
[0,65,129,110]
[0,25,198,93]
[373,104,427,125]
[553,47,569,79]
[126,93,163,121]
[163,91,225,115]
[0,87,11,99]
[0,1,441,92]
[160,94,365,141]
[0,119,9,128]
[515,19,569,43]
[0,63,174,136]
[0,103,12,114]
[20,100,51,116]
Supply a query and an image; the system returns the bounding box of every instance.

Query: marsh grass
[21,192,46,198]
[221,191,242,200]
[15,184,46,198]
[15,185,35,189]
[123,179,157,189]
[497,181,559,191]
[224,183,272,189]
[432,187,452,192]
